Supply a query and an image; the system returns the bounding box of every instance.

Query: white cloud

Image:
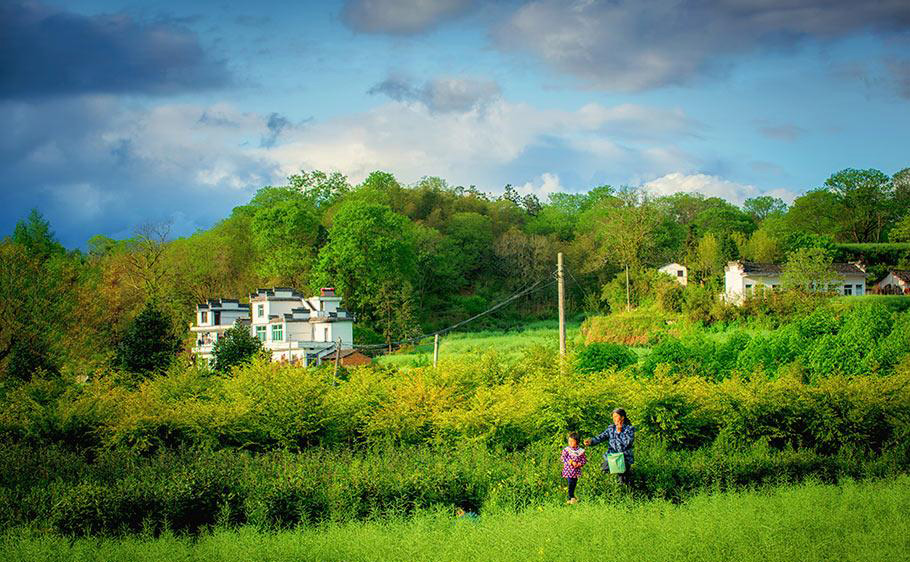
[642,172,798,205]
[515,173,564,199]
[1,93,701,244]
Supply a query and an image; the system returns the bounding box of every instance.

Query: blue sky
[1,0,909,247]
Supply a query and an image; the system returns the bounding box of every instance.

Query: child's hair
[567,431,580,443]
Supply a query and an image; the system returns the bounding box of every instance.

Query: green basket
[606,453,626,474]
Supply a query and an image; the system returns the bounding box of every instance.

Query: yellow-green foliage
[581,307,682,345]
[7,348,909,456]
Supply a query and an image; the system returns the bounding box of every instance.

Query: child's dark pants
[567,477,577,499]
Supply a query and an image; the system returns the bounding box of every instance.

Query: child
[561,431,587,504]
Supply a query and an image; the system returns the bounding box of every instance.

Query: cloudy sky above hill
[2,0,909,246]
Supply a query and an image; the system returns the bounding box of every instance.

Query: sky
[1,0,909,247]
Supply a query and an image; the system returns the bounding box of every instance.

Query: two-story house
[190,299,251,363]
[248,287,355,364]
[191,287,355,366]
[724,261,866,304]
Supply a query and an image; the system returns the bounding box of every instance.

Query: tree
[12,209,65,262]
[593,192,661,310]
[691,233,723,284]
[0,241,60,380]
[781,247,841,293]
[743,196,787,223]
[212,324,263,372]
[745,228,782,263]
[784,189,841,237]
[115,300,181,374]
[313,202,417,328]
[288,169,351,210]
[825,168,893,243]
[250,193,320,288]
[889,215,910,243]
[124,222,172,298]
[375,281,421,352]
[446,211,494,281]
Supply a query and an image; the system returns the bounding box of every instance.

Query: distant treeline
[1,166,908,378]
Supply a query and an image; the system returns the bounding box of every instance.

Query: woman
[584,408,635,485]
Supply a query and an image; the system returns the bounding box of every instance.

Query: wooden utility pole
[558,252,566,357]
[433,334,439,369]
[332,338,341,384]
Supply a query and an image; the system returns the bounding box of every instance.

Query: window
[844,285,852,296]
[677,270,684,277]
[271,324,283,342]
[200,311,207,324]
[256,326,266,341]
[320,300,325,311]
[257,304,264,318]
[745,284,753,294]
[857,285,864,296]
[324,327,329,341]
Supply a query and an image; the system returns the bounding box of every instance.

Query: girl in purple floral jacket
[561,431,588,504]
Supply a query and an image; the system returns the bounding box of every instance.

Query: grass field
[4,477,908,562]
[833,294,910,312]
[374,320,585,367]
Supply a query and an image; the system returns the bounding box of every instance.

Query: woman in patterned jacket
[584,408,635,485]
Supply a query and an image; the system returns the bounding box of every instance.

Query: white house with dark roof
[249,287,354,364]
[724,261,866,304]
[874,271,910,295]
[190,299,251,362]
[658,262,688,286]
[191,287,355,366]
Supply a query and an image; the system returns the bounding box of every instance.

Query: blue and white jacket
[590,424,635,466]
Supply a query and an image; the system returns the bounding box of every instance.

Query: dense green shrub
[574,343,637,373]
[212,325,263,372]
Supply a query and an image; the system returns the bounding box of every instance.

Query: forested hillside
[2,167,909,379]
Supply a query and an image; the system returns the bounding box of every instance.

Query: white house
[191,287,355,366]
[724,261,866,304]
[249,287,354,364]
[190,299,251,363]
[874,271,910,295]
[658,262,688,286]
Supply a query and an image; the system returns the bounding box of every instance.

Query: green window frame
[271,324,283,342]
[256,326,266,341]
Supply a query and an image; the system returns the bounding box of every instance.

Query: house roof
[734,261,865,276]
[339,349,367,358]
[892,270,910,283]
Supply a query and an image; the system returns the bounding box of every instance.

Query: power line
[353,272,557,352]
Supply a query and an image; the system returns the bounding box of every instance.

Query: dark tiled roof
[737,261,864,276]
[893,270,910,283]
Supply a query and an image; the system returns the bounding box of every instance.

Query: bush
[212,325,263,373]
[574,343,637,374]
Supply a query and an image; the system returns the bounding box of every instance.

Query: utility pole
[433,334,439,369]
[558,252,566,357]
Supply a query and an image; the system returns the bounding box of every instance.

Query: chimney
[321,287,336,297]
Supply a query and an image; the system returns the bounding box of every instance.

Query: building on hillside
[190,299,251,363]
[723,261,866,304]
[191,287,355,366]
[658,262,688,286]
[873,271,910,295]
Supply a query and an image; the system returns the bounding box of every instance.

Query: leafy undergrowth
[581,308,683,346]
[3,476,908,562]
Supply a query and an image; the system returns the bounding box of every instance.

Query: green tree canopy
[115,300,181,375]
[212,324,263,372]
[314,202,417,327]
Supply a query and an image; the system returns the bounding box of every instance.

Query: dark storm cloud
[0,1,230,98]
[496,0,910,92]
[368,75,500,112]
[341,0,474,34]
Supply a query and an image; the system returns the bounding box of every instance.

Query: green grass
[375,320,583,367]
[4,477,909,561]
[833,294,910,312]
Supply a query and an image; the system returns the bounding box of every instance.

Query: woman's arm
[586,427,611,447]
